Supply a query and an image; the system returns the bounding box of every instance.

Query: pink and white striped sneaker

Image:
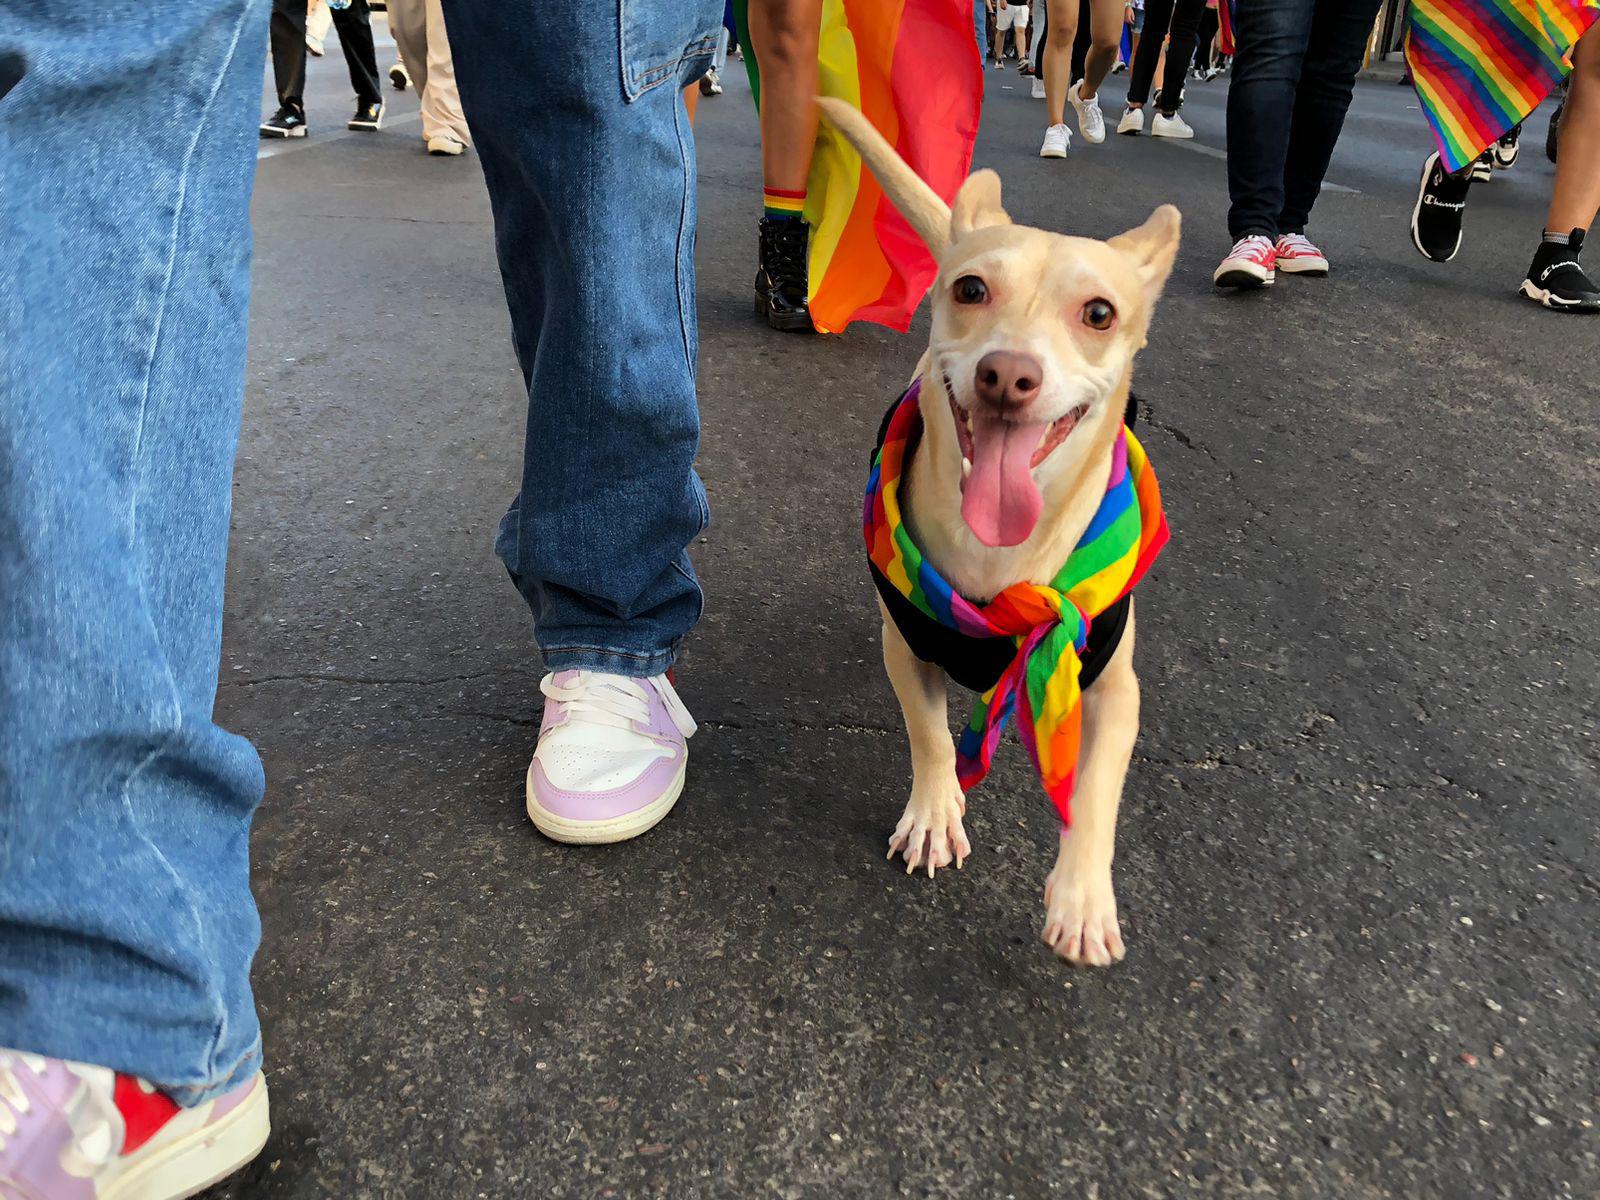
[526,670,697,844]
[1213,234,1277,289]
[0,1051,268,1200]
[1274,232,1330,276]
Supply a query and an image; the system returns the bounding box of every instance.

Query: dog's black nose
[974,351,1043,413]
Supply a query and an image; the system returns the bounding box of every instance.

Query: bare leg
[748,0,822,193]
[1547,26,1600,233]
[1042,605,1139,966]
[880,607,971,877]
[1044,0,1080,124]
[1076,0,1124,100]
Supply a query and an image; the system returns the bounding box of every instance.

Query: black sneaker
[1469,147,1493,182]
[1520,230,1600,312]
[348,100,383,132]
[259,104,306,138]
[754,217,815,333]
[1410,151,1472,263]
[1492,122,1521,170]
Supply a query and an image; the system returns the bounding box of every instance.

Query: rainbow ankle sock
[763,187,806,220]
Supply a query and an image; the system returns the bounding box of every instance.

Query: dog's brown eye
[953,275,988,305]
[1081,298,1116,330]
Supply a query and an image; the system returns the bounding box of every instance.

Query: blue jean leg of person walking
[0,1,275,1195]
[446,0,722,847]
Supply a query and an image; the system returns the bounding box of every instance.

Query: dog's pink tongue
[960,411,1047,547]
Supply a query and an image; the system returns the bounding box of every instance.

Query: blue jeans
[0,0,269,1104]
[1225,0,1384,239]
[447,0,721,679]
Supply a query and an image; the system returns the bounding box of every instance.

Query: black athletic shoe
[259,104,307,138]
[1520,230,1600,312]
[348,100,383,131]
[754,217,815,333]
[1493,122,1522,170]
[1469,147,1493,182]
[1410,151,1472,263]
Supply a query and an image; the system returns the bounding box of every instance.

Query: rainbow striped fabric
[1407,0,1599,172]
[735,0,982,334]
[864,380,1170,828]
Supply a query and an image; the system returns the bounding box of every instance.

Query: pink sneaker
[1274,232,1330,276]
[1213,234,1277,289]
[0,1051,268,1200]
[526,670,696,844]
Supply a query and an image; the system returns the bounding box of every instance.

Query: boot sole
[754,294,816,332]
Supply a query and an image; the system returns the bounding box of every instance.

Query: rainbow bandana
[864,378,1170,827]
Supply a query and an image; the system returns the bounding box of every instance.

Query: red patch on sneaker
[113,1074,181,1154]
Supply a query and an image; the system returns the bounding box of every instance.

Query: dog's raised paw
[886,785,971,878]
[1041,866,1126,967]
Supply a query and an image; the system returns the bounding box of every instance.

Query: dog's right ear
[950,170,1011,239]
[815,97,951,256]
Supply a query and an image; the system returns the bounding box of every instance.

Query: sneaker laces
[0,1051,118,1173]
[1277,233,1319,256]
[540,672,696,739]
[1230,235,1275,265]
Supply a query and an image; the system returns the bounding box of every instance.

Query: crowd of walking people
[1,0,1596,1196]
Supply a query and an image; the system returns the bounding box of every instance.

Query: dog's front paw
[886,782,971,878]
[1042,865,1125,967]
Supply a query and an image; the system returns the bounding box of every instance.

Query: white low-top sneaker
[1151,111,1195,139]
[1067,80,1105,143]
[1117,106,1144,135]
[1031,76,1046,99]
[527,670,697,844]
[1039,123,1071,158]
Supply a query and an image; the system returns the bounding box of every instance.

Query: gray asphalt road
[217,34,1598,1200]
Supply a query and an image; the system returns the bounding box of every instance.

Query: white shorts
[997,3,1029,31]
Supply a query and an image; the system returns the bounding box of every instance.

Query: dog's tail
[815,96,950,255]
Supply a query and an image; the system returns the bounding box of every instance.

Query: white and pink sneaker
[527,670,696,844]
[1273,232,1330,276]
[0,1051,268,1200]
[1213,234,1277,289]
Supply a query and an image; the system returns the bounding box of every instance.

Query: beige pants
[386,0,471,145]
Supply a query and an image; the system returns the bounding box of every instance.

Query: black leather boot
[754,216,815,332]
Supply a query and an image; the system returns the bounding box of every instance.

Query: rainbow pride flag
[734,0,983,334]
[1407,0,1599,172]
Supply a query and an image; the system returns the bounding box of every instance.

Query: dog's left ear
[950,170,1012,239]
[1108,204,1181,302]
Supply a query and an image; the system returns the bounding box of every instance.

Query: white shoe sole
[1039,145,1067,158]
[1275,258,1328,276]
[103,1075,270,1200]
[1518,280,1600,311]
[526,757,685,845]
[1151,124,1194,139]
[258,126,306,138]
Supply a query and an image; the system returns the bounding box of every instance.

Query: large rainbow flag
[1406,0,1599,172]
[735,0,983,334]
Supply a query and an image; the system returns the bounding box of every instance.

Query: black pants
[1194,6,1219,72]
[1225,0,1383,239]
[1127,0,1205,112]
[269,0,381,110]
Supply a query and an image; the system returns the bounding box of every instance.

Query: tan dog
[819,98,1179,967]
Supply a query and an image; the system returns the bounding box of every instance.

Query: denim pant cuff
[164,1035,263,1108]
[542,641,680,678]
